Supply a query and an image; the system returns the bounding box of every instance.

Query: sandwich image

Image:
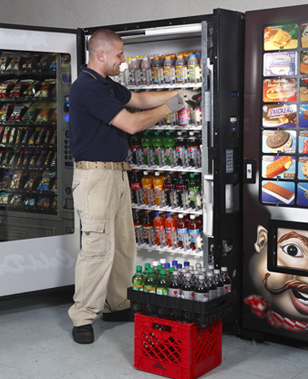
[266,130,292,153]
[300,54,308,75]
[262,182,294,204]
[273,29,291,47]
[266,155,293,178]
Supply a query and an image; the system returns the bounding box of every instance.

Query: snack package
[51,84,57,98]
[49,53,57,69]
[36,54,49,70]
[0,52,14,70]
[8,79,34,98]
[0,104,10,121]
[0,192,10,205]
[9,148,20,166]
[10,170,23,189]
[22,102,39,122]
[0,79,18,97]
[0,173,13,188]
[29,150,38,167]
[34,79,56,98]
[52,195,57,210]
[8,127,17,144]
[2,126,11,143]
[15,127,25,144]
[28,127,40,145]
[16,149,24,166]
[8,102,31,121]
[22,80,39,97]
[35,149,47,167]
[50,152,57,168]
[24,172,40,190]
[50,109,57,122]
[2,151,11,165]
[6,55,21,71]
[0,126,4,140]
[23,197,35,207]
[37,197,50,208]
[35,127,46,145]
[10,194,22,206]
[52,178,57,191]
[21,54,38,70]
[36,108,49,122]
[61,54,71,67]
[37,171,56,190]
[43,150,52,166]
[50,130,57,144]
[22,148,32,165]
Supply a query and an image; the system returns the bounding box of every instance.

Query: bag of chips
[37,171,56,190]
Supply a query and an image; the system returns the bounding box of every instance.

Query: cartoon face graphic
[249,225,308,322]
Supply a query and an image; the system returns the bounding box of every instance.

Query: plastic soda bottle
[156,265,163,279]
[131,169,142,204]
[141,131,153,166]
[142,210,154,245]
[156,269,169,295]
[143,263,151,277]
[130,133,142,165]
[181,273,194,300]
[172,260,178,269]
[133,209,143,243]
[152,131,164,166]
[119,59,129,86]
[178,101,190,126]
[153,211,165,245]
[165,212,177,247]
[129,57,141,85]
[194,275,209,302]
[206,271,217,300]
[175,53,187,84]
[175,131,187,167]
[176,174,188,207]
[163,55,175,84]
[141,171,153,205]
[187,131,200,167]
[213,269,224,297]
[188,173,201,209]
[163,175,175,207]
[163,131,176,166]
[177,214,188,249]
[144,267,157,293]
[188,215,201,250]
[152,261,159,274]
[221,267,232,293]
[153,172,164,206]
[141,55,152,85]
[187,53,200,83]
[151,56,163,85]
[132,266,144,291]
[168,271,181,298]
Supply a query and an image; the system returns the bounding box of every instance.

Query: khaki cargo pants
[68,167,136,327]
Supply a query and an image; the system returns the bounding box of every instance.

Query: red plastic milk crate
[134,313,222,379]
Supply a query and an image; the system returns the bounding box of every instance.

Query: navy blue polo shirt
[69,64,132,162]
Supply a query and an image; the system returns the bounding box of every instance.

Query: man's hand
[178,89,201,106]
[166,93,185,113]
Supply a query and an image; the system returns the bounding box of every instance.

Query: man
[68,28,199,344]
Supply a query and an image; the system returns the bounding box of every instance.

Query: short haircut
[88,29,122,57]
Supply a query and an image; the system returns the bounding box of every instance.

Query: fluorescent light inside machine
[145,24,201,37]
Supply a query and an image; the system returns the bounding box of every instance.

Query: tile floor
[1,288,308,379]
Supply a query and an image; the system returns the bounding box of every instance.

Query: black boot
[72,324,94,344]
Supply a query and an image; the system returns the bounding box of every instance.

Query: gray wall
[1,0,308,29]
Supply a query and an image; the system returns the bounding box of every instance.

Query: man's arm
[126,89,178,110]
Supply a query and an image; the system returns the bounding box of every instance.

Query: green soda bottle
[152,131,164,166]
[188,172,201,209]
[143,263,151,277]
[144,267,157,293]
[163,131,176,166]
[156,269,169,295]
[156,265,163,279]
[132,265,144,291]
[141,131,153,166]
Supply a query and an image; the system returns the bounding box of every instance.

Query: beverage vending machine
[0,25,80,296]
[78,8,244,324]
[242,4,308,342]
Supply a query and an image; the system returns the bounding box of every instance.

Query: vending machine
[78,9,244,324]
[242,4,308,342]
[0,25,80,296]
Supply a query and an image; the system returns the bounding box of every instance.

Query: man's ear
[254,225,268,253]
[97,50,105,63]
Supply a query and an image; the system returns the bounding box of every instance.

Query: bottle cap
[136,265,142,271]
[160,269,167,275]
[148,267,154,274]
[172,260,178,265]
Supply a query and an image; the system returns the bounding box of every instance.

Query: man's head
[87,29,125,77]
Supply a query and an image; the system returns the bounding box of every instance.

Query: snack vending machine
[0,25,80,296]
[79,8,244,324]
[242,4,308,342]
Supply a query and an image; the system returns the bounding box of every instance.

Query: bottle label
[194,292,209,302]
[188,146,199,154]
[131,182,142,191]
[168,288,180,297]
[181,290,194,300]
[144,286,156,293]
[188,228,200,243]
[177,227,187,242]
[132,284,144,291]
[208,289,217,301]
[157,288,168,295]
[224,283,232,293]
[178,108,190,126]
[163,65,171,83]
[152,67,159,83]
